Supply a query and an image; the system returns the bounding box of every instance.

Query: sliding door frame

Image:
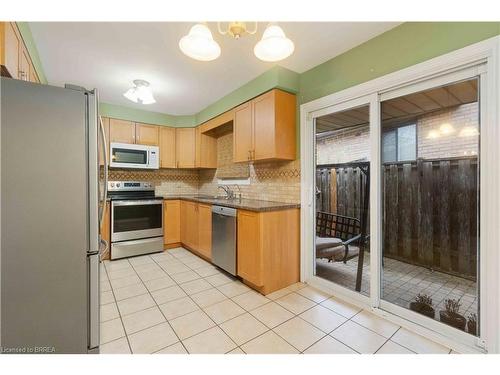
[300,36,500,353]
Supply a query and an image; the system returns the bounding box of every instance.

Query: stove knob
[110,182,115,187]
[116,183,121,188]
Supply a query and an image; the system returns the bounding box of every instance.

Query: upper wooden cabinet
[98,117,110,166]
[136,123,159,146]
[109,118,136,144]
[159,126,176,168]
[176,128,196,168]
[0,22,40,83]
[233,89,296,163]
[195,127,217,169]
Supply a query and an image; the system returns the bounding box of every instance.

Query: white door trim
[300,35,500,353]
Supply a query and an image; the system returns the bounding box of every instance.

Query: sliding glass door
[314,101,372,297]
[380,77,481,337]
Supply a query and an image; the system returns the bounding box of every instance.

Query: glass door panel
[315,104,371,296]
[380,78,480,336]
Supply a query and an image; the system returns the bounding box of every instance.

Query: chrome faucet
[217,185,234,200]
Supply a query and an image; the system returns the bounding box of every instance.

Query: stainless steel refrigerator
[1,77,108,353]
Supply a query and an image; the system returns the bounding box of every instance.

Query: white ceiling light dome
[123,80,156,105]
[254,24,295,62]
[179,23,221,61]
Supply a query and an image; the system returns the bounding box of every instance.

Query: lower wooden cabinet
[179,200,212,260]
[237,208,300,295]
[197,203,212,259]
[164,200,180,246]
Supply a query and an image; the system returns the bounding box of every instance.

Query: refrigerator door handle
[88,253,100,350]
[98,115,108,228]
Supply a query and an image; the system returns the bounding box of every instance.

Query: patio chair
[316,211,362,263]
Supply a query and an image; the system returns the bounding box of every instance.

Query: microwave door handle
[98,115,108,227]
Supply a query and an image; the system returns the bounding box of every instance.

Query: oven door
[109,142,150,169]
[111,200,163,242]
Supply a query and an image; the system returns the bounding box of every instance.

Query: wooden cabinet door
[196,127,217,169]
[164,200,180,245]
[197,203,212,259]
[136,123,159,146]
[19,45,30,81]
[109,118,135,144]
[98,117,110,166]
[237,210,263,286]
[100,202,111,260]
[159,126,176,168]
[252,90,275,160]
[29,64,39,83]
[175,128,196,168]
[233,101,253,163]
[3,23,20,79]
[180,200,199,249]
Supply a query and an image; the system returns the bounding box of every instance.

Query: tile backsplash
[102,131,301,203]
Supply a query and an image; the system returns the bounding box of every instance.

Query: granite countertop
[160,195,300,212]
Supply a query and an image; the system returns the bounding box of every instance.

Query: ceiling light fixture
[179,22,295,62]
[179,23,221,61]
[123,80,156,104]
[254,24,295,62]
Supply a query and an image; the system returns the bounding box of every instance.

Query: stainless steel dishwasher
[211,205,237,275]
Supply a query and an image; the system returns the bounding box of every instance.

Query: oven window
[113,203,162,233]
[112,148,147,165]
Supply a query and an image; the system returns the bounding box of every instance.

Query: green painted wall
[299,22,500,105]
[16,22,47,84]
[195,65,299,124]
[99,102,196,127]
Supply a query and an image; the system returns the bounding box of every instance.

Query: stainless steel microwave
[109,142,159,169]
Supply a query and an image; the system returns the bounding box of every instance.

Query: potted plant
[467,313,477,336]
[439,299,466,331]
[409,294,435,319]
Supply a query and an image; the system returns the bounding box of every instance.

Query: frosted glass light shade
[179,24,221,61]
[254,25,294,62]
[123,80,156,105]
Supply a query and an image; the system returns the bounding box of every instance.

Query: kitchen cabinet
[1,22,39,82]
[197,203,212,259]
[98,117,110,166]
[180,200,199,250]
[237,210,262,286]
[233,89,296,163]
[109,118,136,144]
[233,101,253,162]
[237,208,300,295]
[100,202,111,260]
[164,200,181,246]
[136,123,159,146]
[195,127,217,169]
[175,128,196,168]
[159,126,177,168]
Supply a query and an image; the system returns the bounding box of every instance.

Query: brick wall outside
[316,102,479,164]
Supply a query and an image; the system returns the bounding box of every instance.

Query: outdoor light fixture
[123,80,156,104]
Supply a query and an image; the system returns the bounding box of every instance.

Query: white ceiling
[29,22,400,115]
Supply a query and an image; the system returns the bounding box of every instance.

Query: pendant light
[179,23,221,61]
[254,24,295,62]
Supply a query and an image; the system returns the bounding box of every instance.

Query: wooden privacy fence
[316,157,478,279]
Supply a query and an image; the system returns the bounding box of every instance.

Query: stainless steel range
[108,181,164,260]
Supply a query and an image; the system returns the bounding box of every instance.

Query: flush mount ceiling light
[179,22,294,62]
[123,80,156,105]
[179,23,221,61]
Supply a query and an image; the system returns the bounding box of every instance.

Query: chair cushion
[316,245,360,262]
[315,236,343,250]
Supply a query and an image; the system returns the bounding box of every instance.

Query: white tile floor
[100,247,453,354]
